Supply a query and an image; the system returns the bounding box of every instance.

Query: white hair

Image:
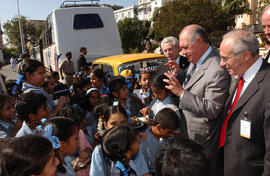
[161,36,179,47]
[223,29,259,57]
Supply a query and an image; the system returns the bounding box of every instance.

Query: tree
[3,16,43,53]
[257,0,270,23]
[117,18,151,53]
[153,0,250,47]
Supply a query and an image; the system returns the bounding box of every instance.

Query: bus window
[73,14,104,29]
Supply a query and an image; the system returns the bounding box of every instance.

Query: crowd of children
[0,59,214,176]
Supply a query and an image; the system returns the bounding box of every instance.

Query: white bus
[36,0,123,72]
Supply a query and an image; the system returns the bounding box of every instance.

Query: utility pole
[17,0,25,53]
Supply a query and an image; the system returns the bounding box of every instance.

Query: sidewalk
[0,64,18,80]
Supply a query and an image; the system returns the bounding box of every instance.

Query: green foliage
[117,18,151,53]
[153,0,250,47]
[3,16,43,52]
[257,0,270,23]
[3,47,18,61]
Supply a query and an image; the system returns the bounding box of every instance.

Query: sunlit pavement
[0,64,18,80]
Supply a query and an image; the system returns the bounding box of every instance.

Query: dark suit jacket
[221,60,270,176]
[77,54,88,71]
[157,55,190,84]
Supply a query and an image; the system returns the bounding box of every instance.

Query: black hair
[51,71,60,80]
[0,95,11,111]
[18,59,44,79]
[139,71,151,80]
[102,125,137,171]
[155,138,215,176]
[108,75,126,98]
[43,117,77,142]
[0,134,53,176]
[86,88,100,111]
[94,96,127,123]
[70,93,90,111]
[91,68,105,80]
[5,80,16,89]
[151,74,168,90]
[154,108,179,130]
[103,103,127,123]
[80,47,87,52]
[53,84,71,100]
[65,51,72,57]
[16,92,47,122]
[94,96,114,117]
[58,104,84,127]
[43,117,77,174]
[72,76,91,93]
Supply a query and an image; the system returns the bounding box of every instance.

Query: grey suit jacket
[222,60,270,176]
[179,49,230,157]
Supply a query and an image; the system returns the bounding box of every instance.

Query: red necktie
[219,76,245,148]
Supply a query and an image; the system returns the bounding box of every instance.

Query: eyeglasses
[220,50,245,62]
[220,55,235,62]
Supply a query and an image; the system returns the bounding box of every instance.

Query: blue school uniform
[149,94,180,118]
[90,145,148,176]
[139,127,164,173]
[56,156,76,176]
[15,121,34,137]
[22,83,55,115]
[0,120,14,139]
[133,88,151,106]
[149,95,189,138]
[85,111,98,145]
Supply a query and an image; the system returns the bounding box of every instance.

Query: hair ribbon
[12,74,24,94]
[115,161,130,176]
[36,123,60,149]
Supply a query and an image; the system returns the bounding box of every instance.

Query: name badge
[240,118,251,139]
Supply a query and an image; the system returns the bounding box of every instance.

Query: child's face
[126,131,140,160]
[88,91,100,108]
[158,127,174,138]
[39,150,60,176]
[31,103,50,122]
[82,84,91,93]
[0,101,16,120]
[117,84,129,100]
[46,78,58,94]
[139,73,151,90]
[104,112,128,130]
[90,73,103,89]
[26,66,45,86]
[61,127,79,155]
[151,85,167,101]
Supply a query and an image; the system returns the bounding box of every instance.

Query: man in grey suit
[164,24,230,159]
[218,29,270,176]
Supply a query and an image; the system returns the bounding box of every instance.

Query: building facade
[114,0,171,22]
[114,5,137,23]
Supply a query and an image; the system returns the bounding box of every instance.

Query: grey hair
[262,4,270,17]
[223,29,259,57]
[161,36,179,47]
[180,24,210,44]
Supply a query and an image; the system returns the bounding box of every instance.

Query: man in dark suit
[157,36,189,83]
[218,29,270,176]
[164,25,230,160]
[77,47,89,72]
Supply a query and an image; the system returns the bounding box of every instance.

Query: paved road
[0,64,18,80]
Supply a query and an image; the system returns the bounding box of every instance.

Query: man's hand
[163,71,184,97]
[164,60,180,75]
